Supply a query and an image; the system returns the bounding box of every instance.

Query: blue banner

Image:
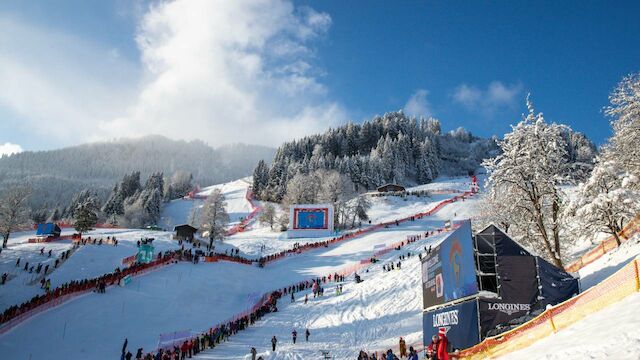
[295,209,327,229]
[423,299,480,350]
[421,220,478,309]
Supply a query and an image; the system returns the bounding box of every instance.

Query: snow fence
[225,187,262,236]
[565,215,640,273]
[459,257,640,359]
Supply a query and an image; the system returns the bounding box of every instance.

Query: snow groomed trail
[0,177,481,360]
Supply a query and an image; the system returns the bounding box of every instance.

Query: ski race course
[1,176,640,359]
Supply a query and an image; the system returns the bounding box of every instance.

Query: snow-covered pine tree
[30,208,48,225]
[252,160,270,198]
[201,189,229,247]
[67,189,101,221]
[73,198,99,235]
[145,172,164,198]
[142,188,162,225]
[102,184,125,221]
[120,171,141,199]
[48,207,61,223]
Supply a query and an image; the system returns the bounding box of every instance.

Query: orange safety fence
[259,192,473,266]
[459,258,640,359]
[0,252,182,335]
[226,187,262,236]
[565,215,640,273]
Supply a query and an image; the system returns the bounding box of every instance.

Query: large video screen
[293,208,329,230]
[421,220,478,309]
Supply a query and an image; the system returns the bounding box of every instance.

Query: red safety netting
[565,215,640,273]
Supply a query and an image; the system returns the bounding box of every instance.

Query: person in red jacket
[436,328,450,360]
[426,335,439,359]
[180,341,189,360]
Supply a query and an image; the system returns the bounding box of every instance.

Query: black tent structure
[421,221,580,350]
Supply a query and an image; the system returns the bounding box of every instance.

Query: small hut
[173,224,198,241]
[36,223,62,238]
[376,183,406,193]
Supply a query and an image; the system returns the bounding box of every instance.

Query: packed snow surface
[0,176,481,359]
[3,175,638,360]
[498,291,640,360]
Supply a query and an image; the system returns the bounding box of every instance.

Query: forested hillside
[0,136,275,211]
[253,111,596,202]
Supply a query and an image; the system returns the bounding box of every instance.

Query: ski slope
[499,291,640,360]
[0,176,481,360]
[159,178,254,231]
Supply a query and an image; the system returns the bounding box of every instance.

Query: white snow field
[3,174,638,360]
[159,178,254,231]
[499,292,640,360]
[0,176,481,360]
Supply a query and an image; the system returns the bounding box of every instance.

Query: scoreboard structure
[288,204,334,238]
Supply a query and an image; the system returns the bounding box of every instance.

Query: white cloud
[403,89,432,118]
[0,16,138,144]
[0,0,348,148]
[99,0,346,146]
[452,81,522,115]
[0,143,23,157]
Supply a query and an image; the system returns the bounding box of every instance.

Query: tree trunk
[2,233,8,249]
[609,225,622,247]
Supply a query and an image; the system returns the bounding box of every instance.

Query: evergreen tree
[74,198,99,235]
[102,184,125,218]
[121,171,141,199]
[48,207,61,223]
[145,172,164,198]
[142,188,162,225]
[30,208,48,225]
[252,160,270,198]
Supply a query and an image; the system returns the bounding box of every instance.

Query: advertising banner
[421,220,478,309]
[423,299,480,350]
[137,244,155,264]
[294,208,328,229]
[288,204,334,238]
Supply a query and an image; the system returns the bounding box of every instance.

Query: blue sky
[0,0,638,154]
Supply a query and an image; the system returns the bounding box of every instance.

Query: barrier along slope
[148,224,460,358]
[459,255,640,359]
[0,187,471,346]
[257,191,474,266]
[225,187,262,237]
[565,215,640,273]
[0,250,199,335]
[376,215,640,359]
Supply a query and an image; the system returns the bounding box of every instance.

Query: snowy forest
[482,73,640,267]
[252,111,595,203]
[0,135,275,213]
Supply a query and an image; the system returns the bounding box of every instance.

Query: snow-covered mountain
[0,135,275,211]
